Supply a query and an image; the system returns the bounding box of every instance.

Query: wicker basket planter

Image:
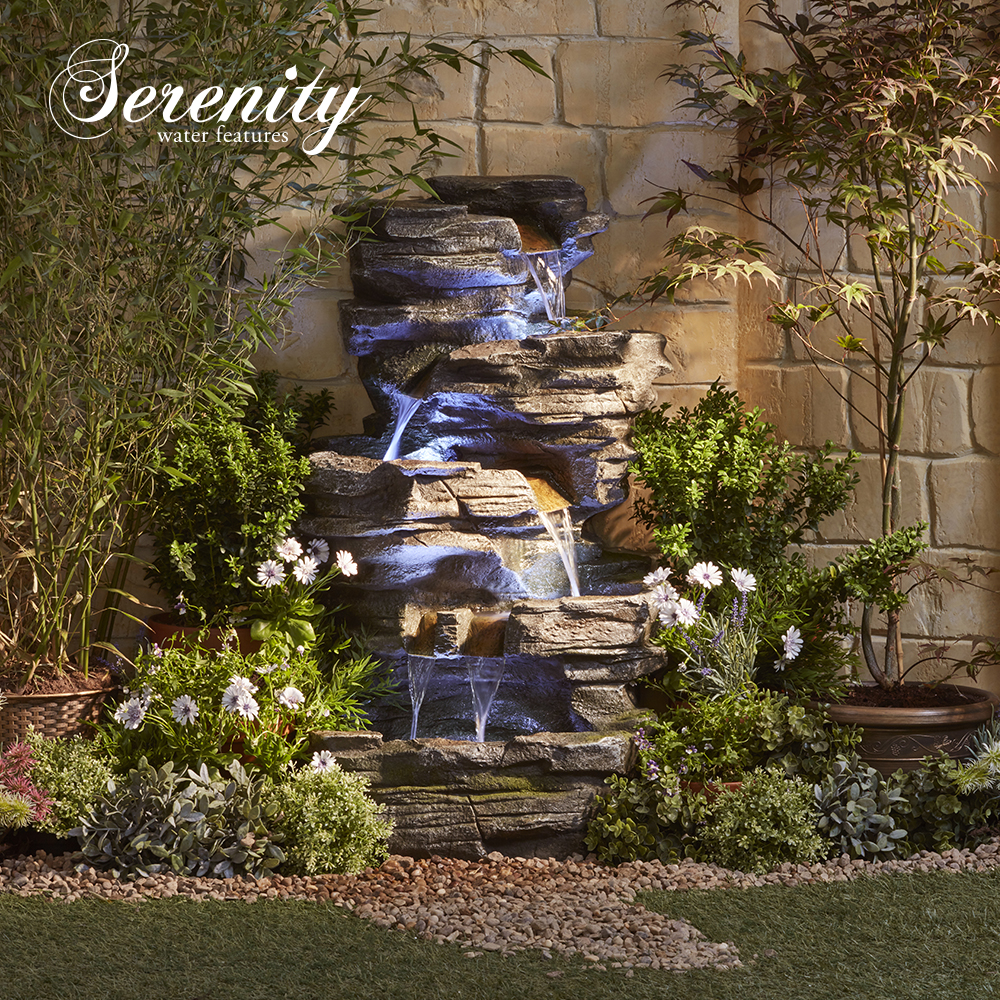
[0,686,114,747]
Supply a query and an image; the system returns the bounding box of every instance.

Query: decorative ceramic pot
[145,613,262,656]
[816,683,999,776]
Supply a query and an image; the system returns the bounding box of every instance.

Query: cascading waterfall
[382,394,423,461]
[538,507,581,597]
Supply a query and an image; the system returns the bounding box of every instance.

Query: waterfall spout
[468,657,505,742]
[383,393,423,461]
[538,507,581,597]
[406,654,437,740]
[524,249,566,326]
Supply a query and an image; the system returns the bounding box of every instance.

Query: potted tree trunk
[640,0,1000,770]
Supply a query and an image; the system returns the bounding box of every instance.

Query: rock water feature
[305,176,673,857]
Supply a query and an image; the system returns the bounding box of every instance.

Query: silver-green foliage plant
[270,758,391,875]
[698,768,826,874]
[23,731,115,839]
[643,0,1000,688]
[73,759,284,880]
[814,756,908,860]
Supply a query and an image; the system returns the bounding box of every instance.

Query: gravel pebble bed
[3,841,1000,973]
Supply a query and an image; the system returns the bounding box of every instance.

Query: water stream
[524,249,566,325]
[406,654,437,740]
[382,394,423,461]
[468,657,505,742]
[538,507,581,597]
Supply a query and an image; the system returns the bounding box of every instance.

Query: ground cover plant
[587,705,998,871]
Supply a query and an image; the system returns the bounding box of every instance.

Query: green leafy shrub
[629,383,858,695]
[698,768,826,873]
[269,759,391,875]
[814,756,908,860]
[895,754,996,855]
[639,688,857,783]
[585,770,709,865]
[630,382,857,570]
[588,691,855,867]
[23,732,115,839]
[73,759,283,880]
[147,413,311,626]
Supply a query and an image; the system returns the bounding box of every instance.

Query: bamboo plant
[0,0,542,689]
[641,0,1000,688]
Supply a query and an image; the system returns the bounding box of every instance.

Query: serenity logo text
[48,39,362,155]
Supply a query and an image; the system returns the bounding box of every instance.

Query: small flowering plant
[101,633,363,779]
[635,693,759,783]
[0,740,52,830]
[643,561,804,697]
[242,536,359,658]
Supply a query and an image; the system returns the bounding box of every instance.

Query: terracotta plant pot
[145,613,262,656]
[679,779,743,803]
[815,683,999,776]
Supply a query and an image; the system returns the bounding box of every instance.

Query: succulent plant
[814,756,908,860]
[73,759,284,880]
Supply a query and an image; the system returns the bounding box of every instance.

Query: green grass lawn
[1,869,998,1000]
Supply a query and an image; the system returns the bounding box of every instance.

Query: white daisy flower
[222,688,259,720]
[114,697,146,730]
[311,750,336,772]
[292,555,319,585]
[335,550,358,577]
[256,559,285,588]
[674,598,701,627]
[652,582,680,605]
[643,566,673,588]
[730,567,757,593]
[687,561,723,589]
[306,538,330,563]
[171,694,199,726]
[277,686,305,710]
[658,600,681,627]
[228,674,258,694]
[782,625,804,661]
[275,536,303,561]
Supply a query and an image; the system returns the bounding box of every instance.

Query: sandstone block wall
[247,0,1000,690]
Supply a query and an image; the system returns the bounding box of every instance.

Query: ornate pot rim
[814,683,999,731]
